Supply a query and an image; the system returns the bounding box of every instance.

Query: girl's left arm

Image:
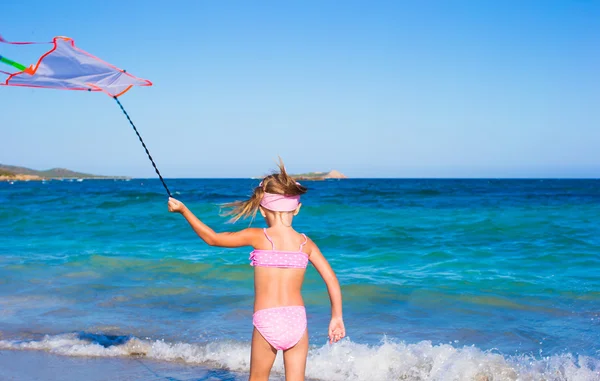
[307,238,345,343]
[168,197,258,248]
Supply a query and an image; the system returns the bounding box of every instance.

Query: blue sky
[1,1,598,178]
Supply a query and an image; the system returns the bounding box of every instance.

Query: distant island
[291,170,347,181]
[0,164,128,181]
[1,164,347,182]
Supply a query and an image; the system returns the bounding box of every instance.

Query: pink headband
[258,180,302,212]
[260,192,300,212]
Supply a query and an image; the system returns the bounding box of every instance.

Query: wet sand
[0,349,248,381]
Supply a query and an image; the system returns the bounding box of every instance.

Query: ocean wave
[1,333,598,381]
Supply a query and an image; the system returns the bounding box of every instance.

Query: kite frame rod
[0,55,27,71]
[113,96,173,198]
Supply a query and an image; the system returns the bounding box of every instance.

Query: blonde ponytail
[222,185,265,223]
[221,158,307,223]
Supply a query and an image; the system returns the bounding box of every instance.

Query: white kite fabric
[0,34,170,196]
[1,36,151,97]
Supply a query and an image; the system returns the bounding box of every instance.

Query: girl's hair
[223,159,308,223]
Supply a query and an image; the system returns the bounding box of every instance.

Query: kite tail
[113,96,173,198]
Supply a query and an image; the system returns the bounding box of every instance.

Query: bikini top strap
[263,228,275,250]
[299,233,308,251]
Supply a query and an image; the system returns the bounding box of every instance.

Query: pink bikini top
[250,228,309,269]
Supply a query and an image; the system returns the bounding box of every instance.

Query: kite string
[113,96,173,198]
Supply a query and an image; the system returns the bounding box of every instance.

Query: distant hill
[0,164,125,180]
[0,169,16,177]
[292,170,347,181]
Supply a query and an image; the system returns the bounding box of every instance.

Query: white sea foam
[0,334,598,381]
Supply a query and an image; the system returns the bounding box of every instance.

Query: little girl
[167,162,345,381]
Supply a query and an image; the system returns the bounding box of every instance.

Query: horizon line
[66,176,600,180]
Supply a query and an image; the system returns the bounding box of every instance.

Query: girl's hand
[328,316,346,343]
[168,197,187,213]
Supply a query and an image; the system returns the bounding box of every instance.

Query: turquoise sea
[0,179,599,380]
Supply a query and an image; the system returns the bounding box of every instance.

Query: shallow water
[1,179,599,380]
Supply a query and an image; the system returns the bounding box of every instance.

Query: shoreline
[0,349,253,381]
[0,176,130,182]
[1,334,597,380]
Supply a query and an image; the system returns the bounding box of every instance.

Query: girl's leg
[249,327,277,381]
[282,329,309,381]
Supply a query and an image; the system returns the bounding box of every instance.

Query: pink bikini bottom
[253,306,307,351]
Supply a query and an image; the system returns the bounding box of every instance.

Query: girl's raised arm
[307,238,346,343]
[168,197,259,248]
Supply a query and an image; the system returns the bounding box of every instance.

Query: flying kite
[0,34,172,197]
